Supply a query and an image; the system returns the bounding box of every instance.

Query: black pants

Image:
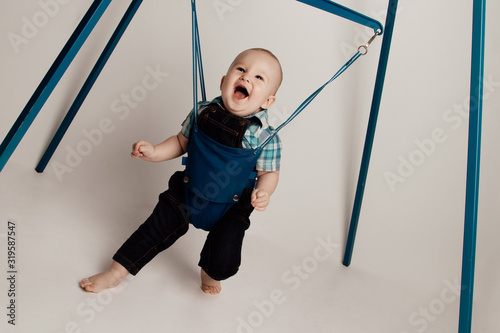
[113,172,253,281]
[113,102,256,281]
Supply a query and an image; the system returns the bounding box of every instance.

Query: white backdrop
[1,1,499,332]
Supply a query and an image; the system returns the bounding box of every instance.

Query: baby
[80,48,283,295]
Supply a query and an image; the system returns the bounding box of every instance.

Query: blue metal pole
[458,0,486,331]
[0,0,111,172]
[296,0,384,34]
[343,0,398,267]
[36,0,143,173]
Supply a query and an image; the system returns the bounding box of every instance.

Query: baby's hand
[131,140,155,160]
[251,189,270,212]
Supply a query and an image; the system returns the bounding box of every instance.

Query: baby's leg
[199,210,250,294]
[80,261,129,293]
[201,269,221,295]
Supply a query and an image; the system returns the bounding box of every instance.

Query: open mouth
[234,85,249,99]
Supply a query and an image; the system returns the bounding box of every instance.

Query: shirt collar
[211,96,271,129]
[246,109,268,128]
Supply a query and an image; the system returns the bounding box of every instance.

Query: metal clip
[358,29,381,55]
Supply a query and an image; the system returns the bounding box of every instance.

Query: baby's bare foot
[80,261,129,293]
[201,269,221,295]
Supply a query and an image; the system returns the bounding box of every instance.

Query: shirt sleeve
[180,108,195,139]
[255,135,282,172]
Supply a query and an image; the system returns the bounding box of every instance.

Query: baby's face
[220,50,281,117]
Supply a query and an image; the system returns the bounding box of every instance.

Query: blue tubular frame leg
[35,0,144,173]
[458,0,486,332]
[0,0,111,173]
[296,0,384,34]
[343,0,398,267]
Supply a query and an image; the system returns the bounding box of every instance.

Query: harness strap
[191,0,205,132]
[254,50,363,155]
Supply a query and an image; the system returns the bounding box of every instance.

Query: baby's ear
[220,76,226,90]
[261,95,276,110]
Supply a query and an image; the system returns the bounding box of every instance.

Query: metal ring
[358,45,368,55]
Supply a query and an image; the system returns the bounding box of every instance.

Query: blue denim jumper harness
[183,101,270,231]
[112,101,265,280]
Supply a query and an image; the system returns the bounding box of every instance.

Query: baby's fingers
[131,145,142,158]
[253,200,269,211]
[131,141,149,158]
[251,189,259,202]
[251,190,270,211]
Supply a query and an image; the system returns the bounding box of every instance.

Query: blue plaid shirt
[181,97,282,172]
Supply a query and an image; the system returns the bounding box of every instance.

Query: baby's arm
[251,171,279,212]
[131,132,188,162]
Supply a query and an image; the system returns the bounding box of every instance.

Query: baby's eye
[236,67,245,73]
[255,75,264,81]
